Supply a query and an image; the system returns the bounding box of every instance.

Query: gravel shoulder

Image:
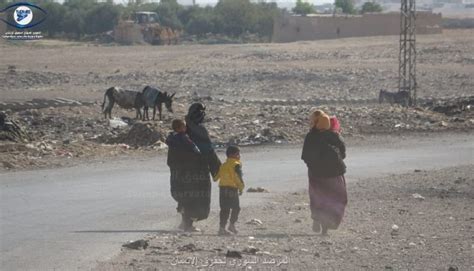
[96,165,473,271]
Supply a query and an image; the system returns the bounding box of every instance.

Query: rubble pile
[202,96,473,145]
[105,123,163,147]
[0,112,31,143]
[1,94,473,171]
[424,96,473,116]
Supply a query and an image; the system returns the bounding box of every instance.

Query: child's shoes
[184,225,201,232]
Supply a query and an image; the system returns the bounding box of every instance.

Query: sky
[110,0,335,7]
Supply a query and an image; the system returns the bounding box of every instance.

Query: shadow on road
[73,230,317,238]
[73,230,182,234]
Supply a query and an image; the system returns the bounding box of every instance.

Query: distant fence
[272,12,443,43]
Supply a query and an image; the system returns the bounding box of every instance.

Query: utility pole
[398,0,417,105]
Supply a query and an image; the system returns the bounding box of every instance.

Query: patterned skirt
[308,172,348,229]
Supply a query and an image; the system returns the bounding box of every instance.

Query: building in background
[272,12,442,43]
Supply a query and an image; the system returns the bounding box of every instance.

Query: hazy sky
[111,0,335,6]
[181,0,335,4]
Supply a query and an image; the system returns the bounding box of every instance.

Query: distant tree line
[1,0,383,40]
[293,0,382,16]
[1,0,280,40]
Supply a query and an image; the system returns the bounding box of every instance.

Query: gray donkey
[142,86,175,121]
[102,86,144,119]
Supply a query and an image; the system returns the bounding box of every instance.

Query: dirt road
[1,133,472,270]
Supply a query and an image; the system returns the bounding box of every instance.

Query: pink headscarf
[330,116,341,134]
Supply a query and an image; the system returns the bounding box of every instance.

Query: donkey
[141,86,175,121]
[379,89,412,107]
[102,86,144,119]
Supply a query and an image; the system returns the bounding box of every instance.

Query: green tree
[84,3,120,34]
[62,8,86,38]
[178,5,203,27]
[156,0,183,29]
[185,8,215,38]
[292,0,314,16]
[361,1,382,13]
[334,0,355,14]
[252,2,279,39]
[61,0,97,38]
[39,2,66,37]
[134,2,160,12]
[214,0,254,37]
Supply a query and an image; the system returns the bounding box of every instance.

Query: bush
[84,3,120,34]
[361,2,383,14]
[61,0,97,38]
[335,0,355,14]
[185,8,215,37]
[38,2,66,37]
[62,9,86,39]
[156,0,183,29]
[292,0,314,16]
[214,0,255,37]
[252,2,279,39]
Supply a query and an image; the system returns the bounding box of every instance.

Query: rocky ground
[95,165,473,271]
[0,95,472,171]
[1,30,472,102]
[0,30,473,171]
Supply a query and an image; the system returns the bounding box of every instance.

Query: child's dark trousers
[219,187,240,227]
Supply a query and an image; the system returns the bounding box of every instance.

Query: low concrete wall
[272,12,442,43]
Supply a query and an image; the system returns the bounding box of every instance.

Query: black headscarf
[187,103,206,124]
[186,103,212,152]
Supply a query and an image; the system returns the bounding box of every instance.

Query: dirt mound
[107,123,163,147]
[425,96,473,116]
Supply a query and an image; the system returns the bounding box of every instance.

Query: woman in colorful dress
[301,110,348,236]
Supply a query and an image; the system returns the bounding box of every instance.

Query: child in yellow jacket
[214,145,244,235]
